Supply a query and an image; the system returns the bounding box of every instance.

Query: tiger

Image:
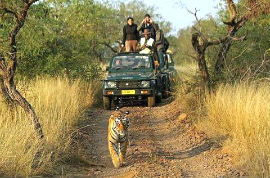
[108,109,130,168]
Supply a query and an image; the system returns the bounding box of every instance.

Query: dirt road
[69,98,245,178]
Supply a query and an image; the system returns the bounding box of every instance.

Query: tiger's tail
[108,141,120,168]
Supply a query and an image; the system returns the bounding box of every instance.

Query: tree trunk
[197,52,210,89]
[0,0,44,139]
[0,76,14,106]
[191,33,211,89]
[3,77,44,139]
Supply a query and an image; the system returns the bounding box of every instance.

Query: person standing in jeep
[155,24,170,70]
[137,14,156,40]
[122,17,139,52]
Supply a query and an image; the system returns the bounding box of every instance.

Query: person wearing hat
[122,17,139,52]
[138,14,156,40]
[140,29,154,48]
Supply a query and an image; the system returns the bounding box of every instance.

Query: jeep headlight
[105,81,117,88]
[140,80,150,88]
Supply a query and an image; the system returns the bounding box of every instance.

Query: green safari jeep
[102,52,165,110]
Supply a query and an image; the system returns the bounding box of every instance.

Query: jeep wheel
[147,96,156,107]
[156,95,162,103]
[103,96,111,110]
[162,78,170,99]
[162,91,168,98]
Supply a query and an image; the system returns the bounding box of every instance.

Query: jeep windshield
[110,55,153,70]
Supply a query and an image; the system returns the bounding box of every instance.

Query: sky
[139,0,223,35]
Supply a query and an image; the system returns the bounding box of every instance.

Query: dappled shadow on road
[156,133,228,161]
[157,141,214,160]
[156,95,175,106]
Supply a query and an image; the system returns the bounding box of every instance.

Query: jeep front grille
[117,81,140,89]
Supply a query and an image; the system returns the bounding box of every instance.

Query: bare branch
[187,8,202,32]
[252,58,269,77]
[206,35,245,47]
[99,42,118,53]
[231,47,248,60]
[188,8,211,44]
[250,48,270,78]
[235,16,248,30]
[230,35,246,41]
[0,7,20,21]
[207,38,227,46]
[184,53,198,61]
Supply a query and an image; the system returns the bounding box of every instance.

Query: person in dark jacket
[142,22,167,70]
[137,14,156,40]
[155,28,170,70]
[122,17,139,52]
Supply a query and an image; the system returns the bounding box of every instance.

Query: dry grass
[175,63,270,177]
[0,77,100,177]
[174,62,198,82]
[198,83,270,177]
[174,63,205,121]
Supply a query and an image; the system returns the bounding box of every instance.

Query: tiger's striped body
[108,111,130,168]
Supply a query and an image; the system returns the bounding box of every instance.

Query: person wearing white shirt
[139,28,155,54]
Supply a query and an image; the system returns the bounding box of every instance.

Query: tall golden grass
[199,83,270,177]
[0,77,100,177]
[175,63,270,177]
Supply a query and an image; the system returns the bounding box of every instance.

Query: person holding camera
[137,14,156,40]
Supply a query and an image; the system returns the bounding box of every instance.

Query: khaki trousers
[125,40,137,52]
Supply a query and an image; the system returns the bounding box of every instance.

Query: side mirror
[105,66,109,71]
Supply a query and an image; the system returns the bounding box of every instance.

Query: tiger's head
[112,111,130,135]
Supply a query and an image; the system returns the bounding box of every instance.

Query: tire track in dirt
[70,98,244,178]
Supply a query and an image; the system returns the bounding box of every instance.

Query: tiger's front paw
[112,160,121,168]
[119,156,127,167]
[111,157,121,168]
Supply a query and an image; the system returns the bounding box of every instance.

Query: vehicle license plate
[121,90,135,95]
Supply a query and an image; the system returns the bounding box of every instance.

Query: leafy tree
[190,0,269,88]
[6,0,172,79]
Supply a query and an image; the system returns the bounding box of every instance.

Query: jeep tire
[162,76,170,98]
[147,95,156,107]
[156,95,162,103]
[103,96,111,110]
